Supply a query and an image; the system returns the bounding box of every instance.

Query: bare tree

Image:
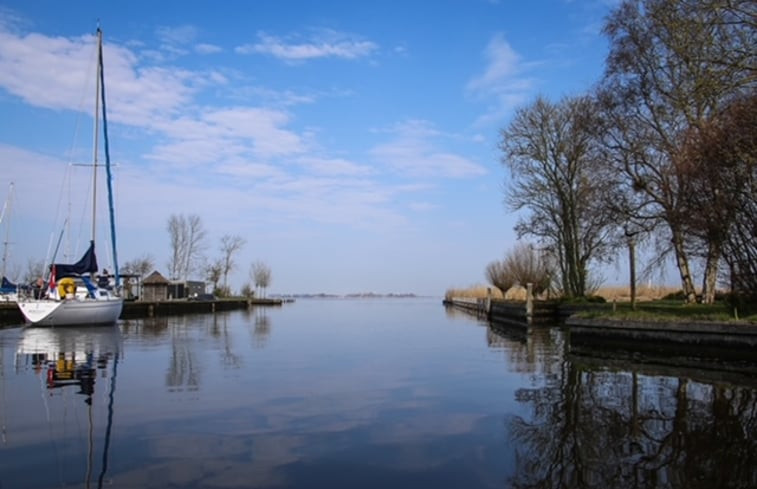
[488,243,553,297]
[167,214,207,280]
[122,253,154,299]
[251,261,271,298]
[500,95,617,298]
[505,243,553,296]
[600,0,756,302]
[23,258,45,284]
[486,260,514,296]
[167,214,184,280]
[206,259,223,296]
[681,94,757,301]
[122,254,154,278]
[219,234,246,290]
[240,283,255,298]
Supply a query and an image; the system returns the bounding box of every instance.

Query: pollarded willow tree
[499,95,619,298]
[486,242,552,297]
[599,0,756,303]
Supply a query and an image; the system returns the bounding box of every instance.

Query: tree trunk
[628,236,637,310]
[671,231,697,303]
[701,242,721,304]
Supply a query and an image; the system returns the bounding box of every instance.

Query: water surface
[0,298,754,488]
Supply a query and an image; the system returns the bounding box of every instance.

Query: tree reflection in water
[493,325,757,489]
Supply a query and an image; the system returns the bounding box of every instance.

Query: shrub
[486,243,552,296]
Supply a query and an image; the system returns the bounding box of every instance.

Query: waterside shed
[142,271,169,302]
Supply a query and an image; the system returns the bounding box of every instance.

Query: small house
[142,271,169,302]
[167,280,206,299]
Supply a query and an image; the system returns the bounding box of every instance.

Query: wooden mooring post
[526,283,533,324]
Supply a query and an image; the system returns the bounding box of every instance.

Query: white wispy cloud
[467,33,521,93]
[195,43,222,55]
[156,25,199,46]
[296,156,376,177]
[0,22,461,268]
[370,120,487,178]
[235,29,378,62]
[0,30,100,110]
[466,33,536,126]
[0,28,201,127]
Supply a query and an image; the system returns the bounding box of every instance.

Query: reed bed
[445,284,680,302]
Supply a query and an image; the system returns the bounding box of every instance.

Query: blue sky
[0,1,618,296]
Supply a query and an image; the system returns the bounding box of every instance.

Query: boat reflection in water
[16,325,121,488]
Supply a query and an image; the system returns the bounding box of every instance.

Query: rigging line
[49,34,98,265]
[0,346,6,445]
[66,34,98,169]
[39,356,64,488]
[86,397,94,489]
[63,40,97,260]
[44,164,72,271]
[97,349,118,489]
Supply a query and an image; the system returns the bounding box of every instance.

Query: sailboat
[0,182,17,302]
[17,28,123,326]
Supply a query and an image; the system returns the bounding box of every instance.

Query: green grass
[575,301,757,323]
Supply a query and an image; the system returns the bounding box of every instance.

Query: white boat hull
[18,297,123,326]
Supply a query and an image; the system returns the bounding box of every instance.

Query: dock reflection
[485,322,757,488]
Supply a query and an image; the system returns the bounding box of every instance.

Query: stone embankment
[444,296,757,353]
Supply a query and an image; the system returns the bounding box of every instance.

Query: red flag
[48,265,56,291]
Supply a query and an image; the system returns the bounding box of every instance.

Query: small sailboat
[18,28,123,326]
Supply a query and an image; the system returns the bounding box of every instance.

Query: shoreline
[444,296,757,353]
[0,298,284,327]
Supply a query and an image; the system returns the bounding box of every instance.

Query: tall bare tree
[500,95,617,298]
[219,234,246,290]
[600,0,756,302]
[167,214,207,281]
[681,94,757,301]
[251,261,271,298]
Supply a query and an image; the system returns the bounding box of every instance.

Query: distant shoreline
[272,293,426,299]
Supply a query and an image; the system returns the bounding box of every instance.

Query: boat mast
[0,182,13,280]
[98,28,121,288]
[91,29,102,245]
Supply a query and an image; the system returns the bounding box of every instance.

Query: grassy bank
[446,284,756,323]
[576,301,756,324]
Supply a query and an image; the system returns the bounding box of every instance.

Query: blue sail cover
[0,276,16,293]
[54,240,98,278]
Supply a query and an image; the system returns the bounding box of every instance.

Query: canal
[0,298,754,488]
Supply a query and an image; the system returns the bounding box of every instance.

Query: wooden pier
[0,298,284,326]
[443,296,557,327]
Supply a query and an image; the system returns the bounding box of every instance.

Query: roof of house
[142,270,170,285]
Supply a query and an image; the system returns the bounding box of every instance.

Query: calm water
[0,298,755,488]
